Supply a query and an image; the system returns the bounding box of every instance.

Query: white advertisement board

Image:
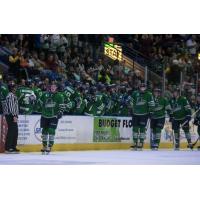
[16,115,199,145]
[17,115,93,145]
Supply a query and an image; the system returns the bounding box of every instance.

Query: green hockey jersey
[38,91,65,118]
[62,92,75,114]
[32,86,43,113]
[73,92,87,115]
[131,90,155,115]
[16,86,36,114]
[170,96,191,120]
[152,96,171,119]
[84,93,105,116]
[63,86,76,100]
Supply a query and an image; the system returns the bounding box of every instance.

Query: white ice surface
[0,150,200,165]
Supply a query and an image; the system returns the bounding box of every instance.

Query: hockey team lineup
[1,77,200,156]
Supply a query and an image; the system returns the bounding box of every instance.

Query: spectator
[8,48,21,76]
[186,35,197,56]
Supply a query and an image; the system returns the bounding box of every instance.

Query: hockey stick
[180,108,200,128]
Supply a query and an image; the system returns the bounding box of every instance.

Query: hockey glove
[29,94,36,104]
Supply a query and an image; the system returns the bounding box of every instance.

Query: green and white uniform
[151,96,171,148]
[39,91,65,148]
[73,92,87,115]
[16,86,36,115]
[62,86,76,114]
[32,86,43,113]
[170,96,192,147]
[131,90,155,147]
[84,93,105,116]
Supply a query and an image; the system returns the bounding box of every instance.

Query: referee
[3,82,19,153]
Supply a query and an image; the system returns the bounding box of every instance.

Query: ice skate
[41,146,47,155]
[45,147,51,155]
[151,144,159,151]
[137,143,143,151]
[130,144,138,151]
[187,143,193,150]
[174,143,180,151]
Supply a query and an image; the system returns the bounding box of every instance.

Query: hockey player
[111,85,123,116]
[93,85,106,116]
[38,81,65,154]
[170,87,193,150]
[151,87,171,150]
[16,79,37,115]
[104,84,116,116]
[84,86,97,116]
[118,85,132,116]
[62,83,76,114]
[131,82,155,150]
[73,86,87,115]
[192,94,200,150]
[31,77,43,114]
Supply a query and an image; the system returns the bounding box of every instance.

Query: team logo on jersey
[34,119,42,142]
[45,98,56,108]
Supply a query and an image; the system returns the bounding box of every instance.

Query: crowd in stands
[114,34,200,103]
[0,34,142,89]
[0,34,200,111]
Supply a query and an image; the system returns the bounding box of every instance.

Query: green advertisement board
[93,117,121,142]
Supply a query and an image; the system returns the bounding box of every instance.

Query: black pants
[5,115,18,150]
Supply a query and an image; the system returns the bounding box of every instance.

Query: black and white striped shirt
[3,92,19,117]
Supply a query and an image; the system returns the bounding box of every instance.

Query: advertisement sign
[104,42,122,61]
[1,115,199,149]
[93,117,132,143]
[17,115,93,145]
